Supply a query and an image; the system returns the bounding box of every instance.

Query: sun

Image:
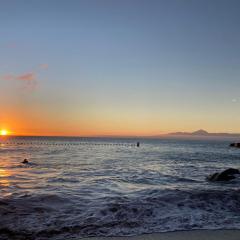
[0,130,8,136]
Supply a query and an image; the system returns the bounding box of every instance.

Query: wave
[47,177,80,183]
[1,189,240,239]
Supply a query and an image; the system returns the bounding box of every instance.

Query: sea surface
[0,136,240,239]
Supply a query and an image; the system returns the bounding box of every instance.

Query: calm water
[0,136,240,239]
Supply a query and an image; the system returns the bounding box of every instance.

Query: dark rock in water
[207,168,240,182]
[221,168,240,175]
[207,173,220,181]
[230,143,240,148]
[22,159,29,164]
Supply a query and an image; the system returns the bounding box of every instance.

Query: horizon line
[2,131,240,139]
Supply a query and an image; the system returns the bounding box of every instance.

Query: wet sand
[82,230,240,240]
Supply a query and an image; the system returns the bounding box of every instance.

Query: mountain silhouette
[168,129,240,137]
[191,129,209,135]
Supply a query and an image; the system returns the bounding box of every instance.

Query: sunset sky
[1,0,240,136]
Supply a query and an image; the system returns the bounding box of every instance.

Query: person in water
[22,159,29,164]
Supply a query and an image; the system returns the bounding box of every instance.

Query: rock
[207,168,240,182]
[230,143,240,148]
[22,159,29,164]
[207,173,220,181]
[221,168,240,175]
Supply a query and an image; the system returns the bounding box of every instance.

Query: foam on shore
[82,230,240,240]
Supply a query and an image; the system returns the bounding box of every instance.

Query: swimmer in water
[22,159,29,164]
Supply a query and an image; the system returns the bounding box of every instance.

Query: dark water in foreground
[0,136,240,239]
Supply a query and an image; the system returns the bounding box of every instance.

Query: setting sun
[0,130,8,136]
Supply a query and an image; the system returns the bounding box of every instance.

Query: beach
[82,230,240,240]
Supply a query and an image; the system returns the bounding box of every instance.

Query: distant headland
[167,129,240,138]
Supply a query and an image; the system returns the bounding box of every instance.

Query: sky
[1,0,240,136]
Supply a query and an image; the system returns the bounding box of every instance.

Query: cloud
[2,72,38,91]
[2,74,14,81]
[1,64,48,92]
[16,73,36,81]
[6,43,17,49]
[39,64,49,69]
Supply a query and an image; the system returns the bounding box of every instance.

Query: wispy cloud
[39,64,49,69]
[1,64,48,92]
[16,73,36,82]
[2,74,14,81]
[231,97,240,102]
[2,72,37,91]
[6,43,17,49]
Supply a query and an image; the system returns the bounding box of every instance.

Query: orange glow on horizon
[1,112,240,137]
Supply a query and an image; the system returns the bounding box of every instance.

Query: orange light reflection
[0,169,10,187]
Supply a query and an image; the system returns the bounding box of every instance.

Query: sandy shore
[82,230,240,240]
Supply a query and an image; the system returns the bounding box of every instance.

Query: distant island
[167,129,240,137]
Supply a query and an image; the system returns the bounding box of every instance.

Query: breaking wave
[1,188,240,239]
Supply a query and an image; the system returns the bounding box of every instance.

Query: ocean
[0,136,240,239]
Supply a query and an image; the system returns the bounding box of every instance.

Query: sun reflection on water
[0,169,10,187]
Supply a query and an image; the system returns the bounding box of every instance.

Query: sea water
[0,136,240,239]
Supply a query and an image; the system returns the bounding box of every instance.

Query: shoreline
[82,230,240,240]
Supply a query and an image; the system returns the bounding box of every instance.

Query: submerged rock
[207,168,240,182]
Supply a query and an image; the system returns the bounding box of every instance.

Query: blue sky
[1,0,240,135]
